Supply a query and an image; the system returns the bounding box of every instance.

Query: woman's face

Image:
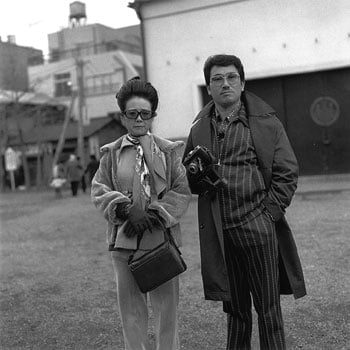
[121,96,155,137]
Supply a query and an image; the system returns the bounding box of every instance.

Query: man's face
[207,65,245,109]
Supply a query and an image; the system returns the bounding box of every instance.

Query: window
[49,49,60,62]
[85,70,124,96]
[54,73,72,97]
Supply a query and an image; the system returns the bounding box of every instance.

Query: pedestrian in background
[183,54,306,349]
[91,77,191,350]
[77,156,86,193]
[84,155,99,185]
[66,154,82,197]
[50,160,66,198]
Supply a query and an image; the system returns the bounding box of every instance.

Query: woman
[66,154,82,196]
[91,77,191,350]
[50,160,67,198]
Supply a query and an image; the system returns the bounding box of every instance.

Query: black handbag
[128,226,187,293]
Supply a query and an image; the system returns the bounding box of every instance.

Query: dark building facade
[246,67,350,176]
[0,38,43,92]
[201,67,350,176]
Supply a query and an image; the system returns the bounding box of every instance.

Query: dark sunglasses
[123,109,155,120]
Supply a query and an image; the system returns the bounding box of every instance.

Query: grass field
[0,188,349,349]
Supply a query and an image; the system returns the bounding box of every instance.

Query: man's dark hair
[203,54,245,86]
[116,76,159,112]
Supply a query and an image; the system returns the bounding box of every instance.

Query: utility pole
[0,104,8,192]
[75,58,85,168]
[52,92,76,167]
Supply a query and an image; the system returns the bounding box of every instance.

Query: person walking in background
[77,156,86,193]
[50,160,67,198]
[183,54,306,349]
[66,154,82,197]
[84,155,99,185]
[91,77,191,350]
[81,173,86,193]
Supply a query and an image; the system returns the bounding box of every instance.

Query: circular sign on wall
[310,96,340,127]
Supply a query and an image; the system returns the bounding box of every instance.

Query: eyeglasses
[210,73,241,86]
[123,109,155,120]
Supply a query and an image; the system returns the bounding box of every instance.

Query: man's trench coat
[183,91,307,302]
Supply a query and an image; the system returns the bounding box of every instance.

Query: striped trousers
[223,211,285,350]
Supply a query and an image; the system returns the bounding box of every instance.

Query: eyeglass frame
[123,109,156,120]
[210,72,241,87]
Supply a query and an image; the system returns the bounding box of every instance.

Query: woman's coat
[91,134,191,250]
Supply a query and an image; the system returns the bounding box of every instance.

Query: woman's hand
[124,204,152,237]
[146,210,163,228]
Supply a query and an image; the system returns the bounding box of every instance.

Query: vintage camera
[183,145,227,190]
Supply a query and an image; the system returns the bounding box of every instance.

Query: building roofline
[0,90,65,107]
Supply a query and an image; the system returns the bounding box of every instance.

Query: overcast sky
[0,0,139,56]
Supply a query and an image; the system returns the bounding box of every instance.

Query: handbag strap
[135,220,170,250]
[128,221,176,264]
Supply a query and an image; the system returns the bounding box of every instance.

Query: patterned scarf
[126,134,151,209]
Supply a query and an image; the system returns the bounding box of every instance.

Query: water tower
[69,1,87,27]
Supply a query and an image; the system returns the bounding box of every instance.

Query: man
[66,154,82,196]
[84,155,100,184]
[183,54,306,349]
[77,156,86,193]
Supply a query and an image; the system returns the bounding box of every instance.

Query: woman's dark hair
[116,77,159,112]
[203,54,245,86]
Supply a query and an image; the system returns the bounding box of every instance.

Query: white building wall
[139,0,350,139]
[29,59,76,98]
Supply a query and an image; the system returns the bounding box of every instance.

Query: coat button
[199,223,205,229]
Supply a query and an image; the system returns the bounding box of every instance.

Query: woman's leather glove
[128,205,152,235]
[115,202,131,220]
[146,210,163,228]
[116,203,152,237]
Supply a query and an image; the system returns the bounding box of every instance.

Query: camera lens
[188,163,199,174]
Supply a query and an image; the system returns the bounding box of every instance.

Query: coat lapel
[192,111,214,152]
[244,92,275,187]
[140,135,167,196]
[249,118,274,170]
[192,102,225,254]
[151,151,167,194]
